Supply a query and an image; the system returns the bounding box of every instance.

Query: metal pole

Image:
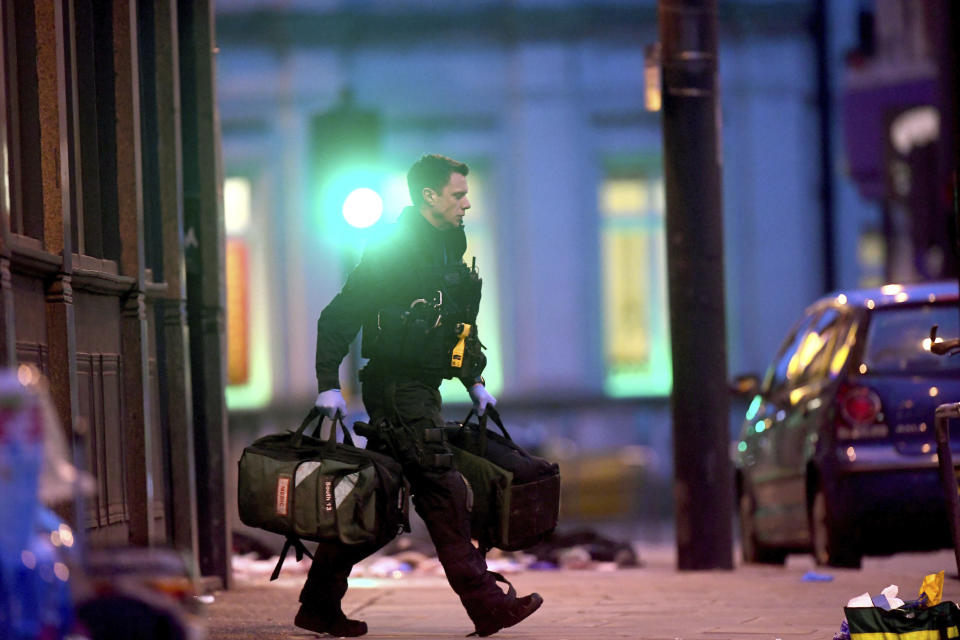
[813,0,836,293]
[658,0,733,570]
[934,403,960,577]
[950,1,960,312]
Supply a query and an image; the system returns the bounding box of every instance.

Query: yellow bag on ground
[920,571,945,607]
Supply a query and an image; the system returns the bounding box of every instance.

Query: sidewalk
[203,544,960,640]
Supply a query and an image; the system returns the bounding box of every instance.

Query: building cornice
[216,3,811,51]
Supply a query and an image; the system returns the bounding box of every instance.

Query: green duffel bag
[238,408,410,578]
[446,407,561,553]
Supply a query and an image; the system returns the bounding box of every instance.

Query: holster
[375,381,455,471]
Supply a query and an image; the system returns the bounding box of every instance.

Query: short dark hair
[407,154,469,205]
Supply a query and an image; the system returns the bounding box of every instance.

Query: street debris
[834,571,955,640]
[231,527,641,582]
[800,570,833,582]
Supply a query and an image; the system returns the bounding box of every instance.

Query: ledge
[9,236,61,277]
[71,267,137,295]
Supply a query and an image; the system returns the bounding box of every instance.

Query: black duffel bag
[445,407,561,552]
[238,408,410,579]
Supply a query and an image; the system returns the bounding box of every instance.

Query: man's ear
[422,187,435,205]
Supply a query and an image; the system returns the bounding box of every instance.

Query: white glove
[315,389,346,419]
[468,383,496,416]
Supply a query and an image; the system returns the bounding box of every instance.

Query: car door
[742,309,820,546]
[772,305,853,543]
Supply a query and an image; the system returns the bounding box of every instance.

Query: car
[734,280,960,567]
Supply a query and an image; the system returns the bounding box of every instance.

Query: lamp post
[658,0,733,571]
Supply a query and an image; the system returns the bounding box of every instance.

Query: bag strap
[291,408,355,449]
[466,572,518,635]
[488,570,517,599]
[270,536,314,581]
[369,458,412,536]
[461,406,513,455]
[291,407,322,447]
[311,414,355,448]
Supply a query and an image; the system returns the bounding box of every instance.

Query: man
[297,154,543,637]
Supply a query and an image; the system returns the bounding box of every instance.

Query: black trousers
[299,375,511,626]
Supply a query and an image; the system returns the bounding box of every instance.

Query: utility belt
[355,418,454,470]
[367,297,486,381]
[354,377,454,471]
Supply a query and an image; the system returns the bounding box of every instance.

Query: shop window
[224,176,272,410]
[600,174,671,397]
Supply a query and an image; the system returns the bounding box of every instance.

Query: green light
[737,441,747,453]
[745,394,762,421]
[342,187,383,229]
[754,420,765,433]
[311,164,387,249]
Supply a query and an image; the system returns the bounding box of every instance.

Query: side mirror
[730,373,760,397]
[930,324,960,356]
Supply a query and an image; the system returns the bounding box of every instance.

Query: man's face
[423,172,471,230]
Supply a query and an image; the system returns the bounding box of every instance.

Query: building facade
[216,1,893,526]
[0,0,230,585]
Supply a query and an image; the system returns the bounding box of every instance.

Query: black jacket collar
[397,206,467,265]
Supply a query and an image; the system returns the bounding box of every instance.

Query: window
[763,311,818,397]
[3,0,44,243]
[793,307,848,384]
[864,305,960,374]
[69,0,120,261]
[599,173,671,397]
[224,176,273,409]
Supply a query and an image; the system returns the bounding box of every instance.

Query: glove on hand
[315,389,346,419]
[468,383,496,416]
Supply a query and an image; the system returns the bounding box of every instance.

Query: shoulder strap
[270,535,315,581]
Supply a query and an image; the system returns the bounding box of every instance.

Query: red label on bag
[276,476,291,516]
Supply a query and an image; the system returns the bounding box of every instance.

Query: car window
[763,310,820,396]
[827,317,859,379]
[862,304,960,374]
[795,307,849,384]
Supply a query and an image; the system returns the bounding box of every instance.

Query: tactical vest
[364,260,486,380]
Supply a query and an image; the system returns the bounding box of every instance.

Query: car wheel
[739,489,786,565]
[810,487,861,568]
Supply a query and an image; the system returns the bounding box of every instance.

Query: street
[204,543,960,639]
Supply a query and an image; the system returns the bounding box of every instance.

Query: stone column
[152,0,199,563]
[179,0,231,587]
[113,0,155,546]
[33,0,80,445]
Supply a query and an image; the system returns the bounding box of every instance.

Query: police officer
[296,154,543,637]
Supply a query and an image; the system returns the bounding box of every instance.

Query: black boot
[294,605,368,637]
[470,592,543,637]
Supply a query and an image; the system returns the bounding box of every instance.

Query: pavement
[201,543,960,640]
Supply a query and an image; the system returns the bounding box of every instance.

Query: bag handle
[291,407,322,447]
[291,407,355,449]
[460,405,513,456]
[462,405,513,441]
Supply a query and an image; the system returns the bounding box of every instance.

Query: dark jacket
[315,207,484,392]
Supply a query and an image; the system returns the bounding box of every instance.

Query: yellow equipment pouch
[451,323,472,368]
